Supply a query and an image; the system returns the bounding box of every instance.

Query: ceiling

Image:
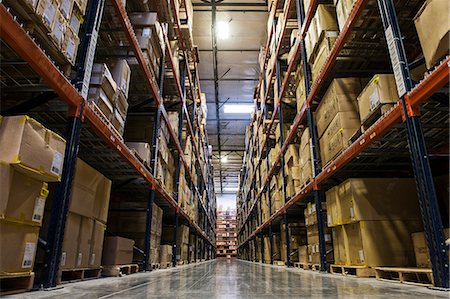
[192,0,268,195]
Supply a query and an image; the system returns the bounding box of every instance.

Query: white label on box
[120,79,128,94]
[359,249,365,263]
[305,218,308,226]
[142,27,151,37]
[308,255,312,262]
[32,196,46,223]
[90,253,95,265]
[60,0,72,19]
[70,13,81,34]
[315,244,319,253]
[51,151,63,176]
[325,234,331,242]
[43,1,56,26]
[332,229,336,238]
[325,31,338,38]
[328,217,332,226]
[369,87,380,112]
[77,253,82,266]
[21,242,36,268]
[53,18,65,46]
[61,252,67,266]
[385,26,406,97]
[66,37,76,62]
[350,207,355,219]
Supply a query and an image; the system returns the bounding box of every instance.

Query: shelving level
[236,0,449,289]
[0,0,216,292]
[216,209,237,258]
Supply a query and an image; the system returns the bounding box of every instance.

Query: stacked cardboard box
[304,202,333,265]
[269,172,284,213]
[326,178,424,267]
[263,234,281,263]
[284,145,301,198]
[130,12,165,77]
[159,245,173,265]
[102,237,134,266]
[0,115,66,276]
[299,128,313,186]
[58,159,111,269]
[304,5,339,83]
[334,0,356,31]
[414,0,450,69]
[280,221,307,263]
[411,229,450,268]
[32,0,86,64]
[357,74,398,125]
[126,142,151,165]
[88,61,131,136]
[295,66,307,112]
[316,78,365,165]
[161,224,190,262]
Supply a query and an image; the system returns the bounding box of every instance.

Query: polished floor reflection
[8,259,449,298]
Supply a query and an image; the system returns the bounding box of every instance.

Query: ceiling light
[221,156,228,163]
[216,21,230,39]
[223,104,254,114]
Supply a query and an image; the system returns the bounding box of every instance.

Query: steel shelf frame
[236,0,449,287]
[0,0,217,287]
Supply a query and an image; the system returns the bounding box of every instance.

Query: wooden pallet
[160,262,172,269]
[330,264,375,277]
[361,103,395,133]
[374,267,434,286]
[272,260,285,266]
[58,268,102,284]
[177,260,188,266]
[102,264,139,277]
[151,263,161,270]
[0,272,34,295]
[293,263,319,271]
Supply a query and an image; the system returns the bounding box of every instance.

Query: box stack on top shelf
[0,0,216,293]
[216,209,237,258]
[236,0,449,288]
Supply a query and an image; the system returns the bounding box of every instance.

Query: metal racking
[236,0,449,288]
[0,0,216,288]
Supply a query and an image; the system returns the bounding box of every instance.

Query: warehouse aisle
[8,259,448,298]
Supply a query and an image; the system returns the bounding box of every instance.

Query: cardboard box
[89,220,105,268]
[60,212,82,269]
[69,159,112,223]
[109,60,131,99]
[315,78,363,138]
[357,74,398,123]
[51,10,66,49]
[59,0,74,20]
[0,221,40,274]
[319,111,360,165]
[263,234,281,262]
[411,229,450,268]
[126,142,151,165]
[160,245,173,264]
[36,0,59,31]
[337,178,422,224]
[0,163,48,226]
[310,32,339,82]
[0,115,66,182]
[325,187,341,227]
[335,0,355,31]
[62,27,80,65]
[313,5,339,45]
[102,236,134,265]
[298,245,309,264]
[332,226,346,265]
[414,0,450,68]
[88,87,115,119]
[110,109,126,136]
[343,220,423,267]
[76,216,94,268]
[90,64,118,101]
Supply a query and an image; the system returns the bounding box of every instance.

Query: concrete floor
[8,259,449,298]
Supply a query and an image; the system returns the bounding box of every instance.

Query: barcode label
[51,151,63,176]
[21,243,36,268]
[77,253,83,266]
[61,252,67,266]
[32,196,46,223]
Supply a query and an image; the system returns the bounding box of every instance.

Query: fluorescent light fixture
[221,156,228,163]
[223,104,254,114]
[216,21,230,39]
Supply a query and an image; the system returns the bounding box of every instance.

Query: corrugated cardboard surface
[414,0,450,68]
[344,220,423,267]
[0,115,66,182]
[411,229,449,268]
[0,221,39,274]
[357,74,398,122]
[102,236,134,266]
[0,163,48,226]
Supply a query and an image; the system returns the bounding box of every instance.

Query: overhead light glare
[223,104,254,114]
[217,21,230,39]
